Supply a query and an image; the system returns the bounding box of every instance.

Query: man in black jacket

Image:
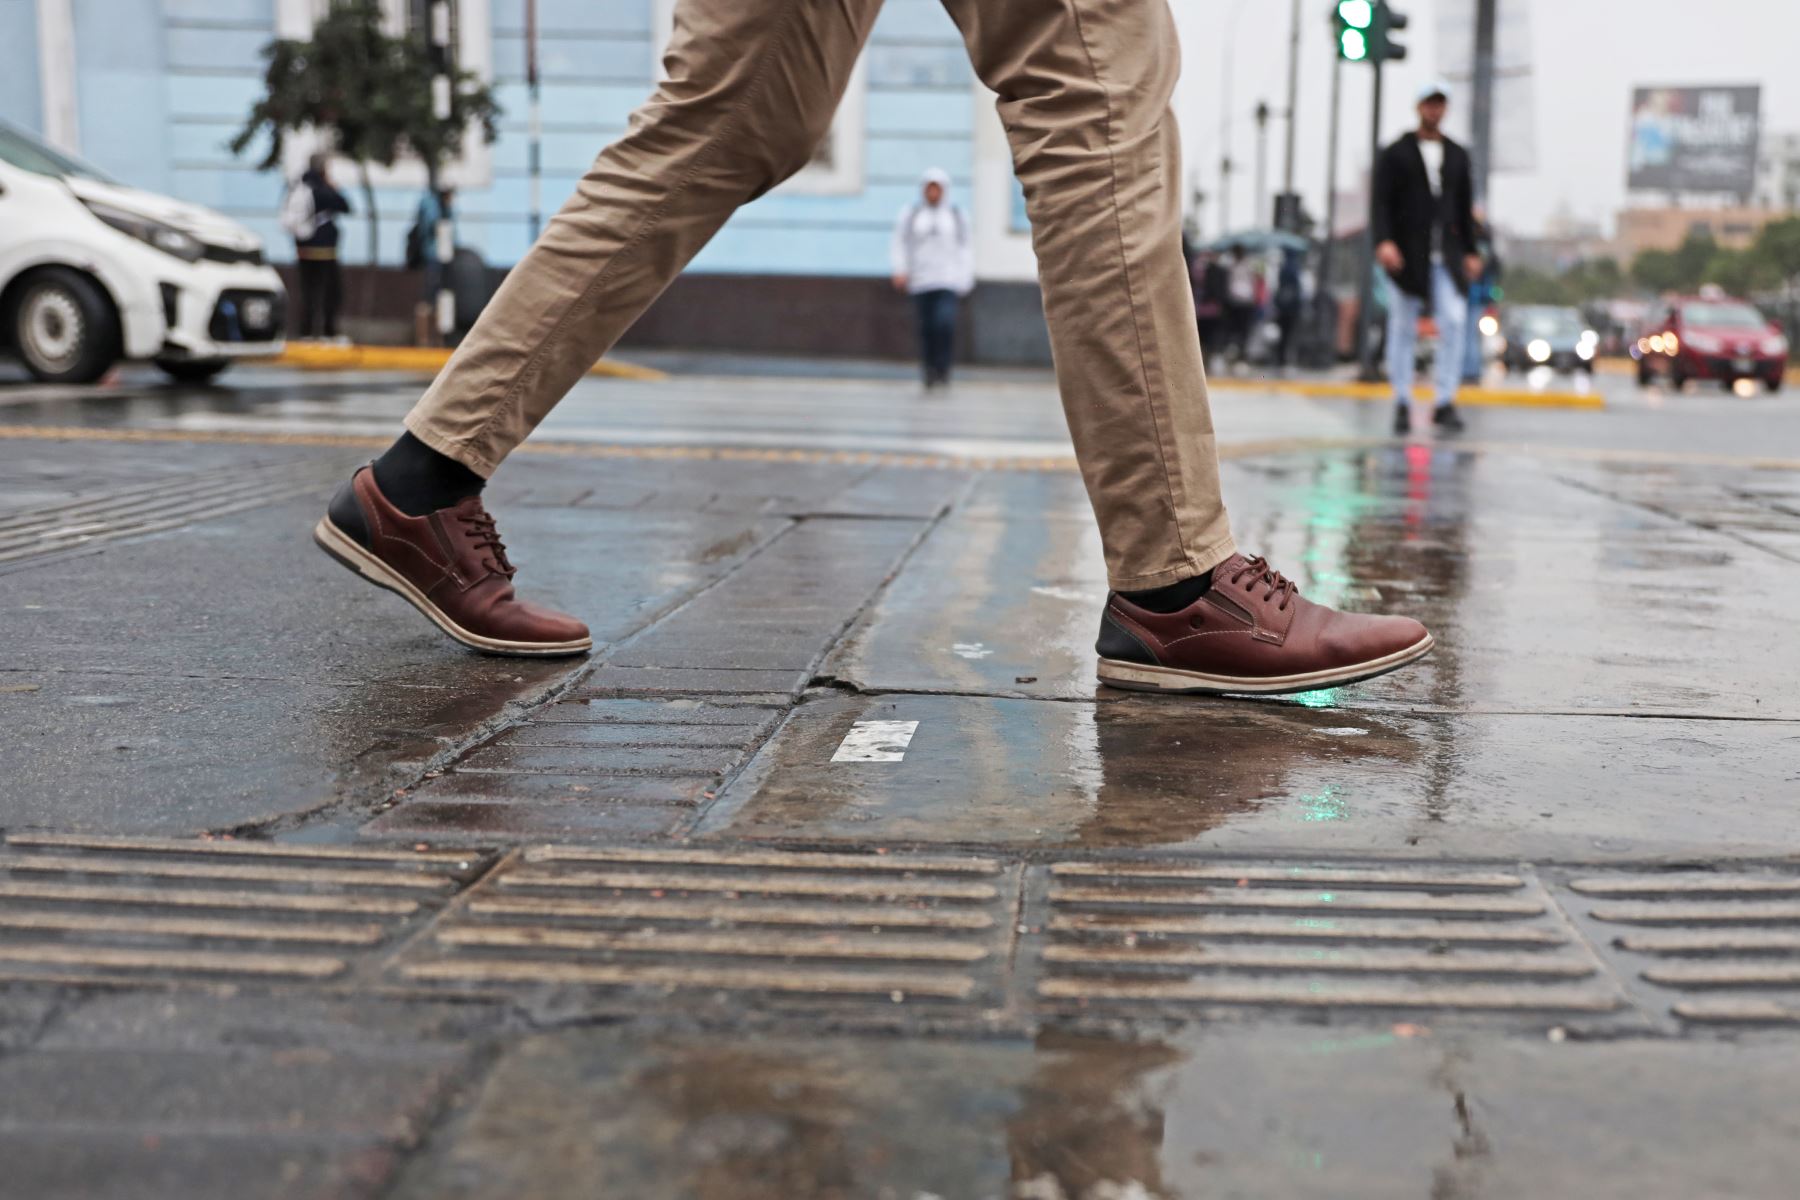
[1373,81,1482,434]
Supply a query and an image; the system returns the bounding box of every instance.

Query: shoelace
[457,504,517,578]
[1229,555,1298,611]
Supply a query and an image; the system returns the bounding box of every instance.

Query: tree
[1632,248,1685,294]
[230,2,498,265]
[1752,216,1800,286]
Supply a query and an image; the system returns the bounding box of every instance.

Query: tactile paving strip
[1563,869,1800,1027]
[0,457,356,569]
[392,844,1015,1008]
[1030,860,1624,1016]
[0,833,490,984]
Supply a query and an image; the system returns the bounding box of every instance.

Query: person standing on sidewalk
[282,154,351,341]
[1373,81,1481,435]
[314,0,1433,697]
[890,168,975,390]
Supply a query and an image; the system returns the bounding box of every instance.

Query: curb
[267,342,667,382]
[1208,375,1606,410]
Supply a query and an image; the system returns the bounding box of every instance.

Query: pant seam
[451,0,813,464]
[1062,1,1194,570]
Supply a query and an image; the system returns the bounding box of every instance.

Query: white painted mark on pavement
[951,643,993,659]
[832,720,920,763]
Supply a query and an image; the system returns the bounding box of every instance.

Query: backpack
[279,182,317,240]
[405,216,428,270]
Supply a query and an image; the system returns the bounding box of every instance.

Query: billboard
[1628,86,1762,197]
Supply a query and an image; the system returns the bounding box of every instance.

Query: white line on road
[831,720,920,764]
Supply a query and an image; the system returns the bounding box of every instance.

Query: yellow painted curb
[267,342,666,382]
[1207,375,1605,410]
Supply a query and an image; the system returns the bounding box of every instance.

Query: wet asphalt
[1,359,1799,1198]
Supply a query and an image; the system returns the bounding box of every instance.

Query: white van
[0,119,286,384]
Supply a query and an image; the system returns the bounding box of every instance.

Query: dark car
[1634,295,1788,392]
[1500,305,1597,374]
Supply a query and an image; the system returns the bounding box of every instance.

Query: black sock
[1120,568,1214,613]
[371,431,486,517]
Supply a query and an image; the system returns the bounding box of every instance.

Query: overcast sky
[1170,0,1800,238]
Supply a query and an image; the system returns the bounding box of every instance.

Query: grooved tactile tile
[1034,860,1622,1015]
[0,833,490,985]
[393,844,1013,1007]
[1568,869,1800,1026]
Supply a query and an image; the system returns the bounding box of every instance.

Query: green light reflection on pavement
[1300,785,1348,823]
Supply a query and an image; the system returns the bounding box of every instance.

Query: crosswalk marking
[831,720,920,763]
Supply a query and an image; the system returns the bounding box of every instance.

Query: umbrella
[1203,230,1310,254]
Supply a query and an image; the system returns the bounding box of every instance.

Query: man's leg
[403,0,882,477]
[939,0,1230,592]
[322,260,342,339]
[316,0,883,657]
[296,259,319,338]
[1387,287,1420,407]
[913,291,937,385]
[941,0,1433,695]
[1431,266,1468,408]
[934,291,960,383]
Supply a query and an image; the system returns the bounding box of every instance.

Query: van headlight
[1527,339,1552,363]
[82,200,204,264]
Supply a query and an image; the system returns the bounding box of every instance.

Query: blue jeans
[1386,263,1466,408]
[913,289,959,383]
[1462,289,1486,382]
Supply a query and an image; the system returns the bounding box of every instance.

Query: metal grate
[1568,870,1800,1026]
[1034,860,1622,1015]
[0,832,488,984]
[393,844,1013,1006]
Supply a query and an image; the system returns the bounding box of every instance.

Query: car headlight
[1766,335,1789,356]
[1527,339,1551,363]
[1478,315,1499,337]
[82,200,204,263]
[1685,333,1721,354]
[1576,342,1596,360]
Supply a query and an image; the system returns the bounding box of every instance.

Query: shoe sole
[313,517,593,658]
[1096,633,1434,696]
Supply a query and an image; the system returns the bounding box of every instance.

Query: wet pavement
[2,359,1799,1197]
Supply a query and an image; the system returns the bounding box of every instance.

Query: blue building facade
[5,0,1046,358]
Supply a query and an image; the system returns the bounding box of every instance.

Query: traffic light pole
[1355,57,1384,382]
[1313,50,1344,367]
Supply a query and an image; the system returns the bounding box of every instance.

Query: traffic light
[1334,1,1408,64]
[1334,0,1374,62]
[1372,2,1409,62]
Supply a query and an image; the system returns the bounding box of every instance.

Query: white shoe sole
[313,517,592,658]
[1096,633,1434,696]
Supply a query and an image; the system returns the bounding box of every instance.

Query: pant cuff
[402,411,500,480]
[1108,534,1238,592]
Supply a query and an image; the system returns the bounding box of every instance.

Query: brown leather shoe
[1096,554,1431,695]
[313,467,591,657]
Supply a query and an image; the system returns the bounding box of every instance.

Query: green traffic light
[1338,0,1375,29]
[1340,28,1369,60]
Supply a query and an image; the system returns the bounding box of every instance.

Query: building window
[650,0,865,196]
[272,0,493,189]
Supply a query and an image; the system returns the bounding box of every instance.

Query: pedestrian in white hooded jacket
[890,168,976,389]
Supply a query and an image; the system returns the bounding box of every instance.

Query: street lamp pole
[1218,0,1252,237]
[526,0,543,243]
[1355,54,1385,382]
[428,0,455,342]
[1281,0,1301,196]
[1254,101,1272,227]
[1471,0,1498,205]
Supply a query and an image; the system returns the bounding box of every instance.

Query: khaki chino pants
[407,0,1236,589]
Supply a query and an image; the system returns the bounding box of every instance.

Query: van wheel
[11,268,121,384]
[156,358,231,384]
